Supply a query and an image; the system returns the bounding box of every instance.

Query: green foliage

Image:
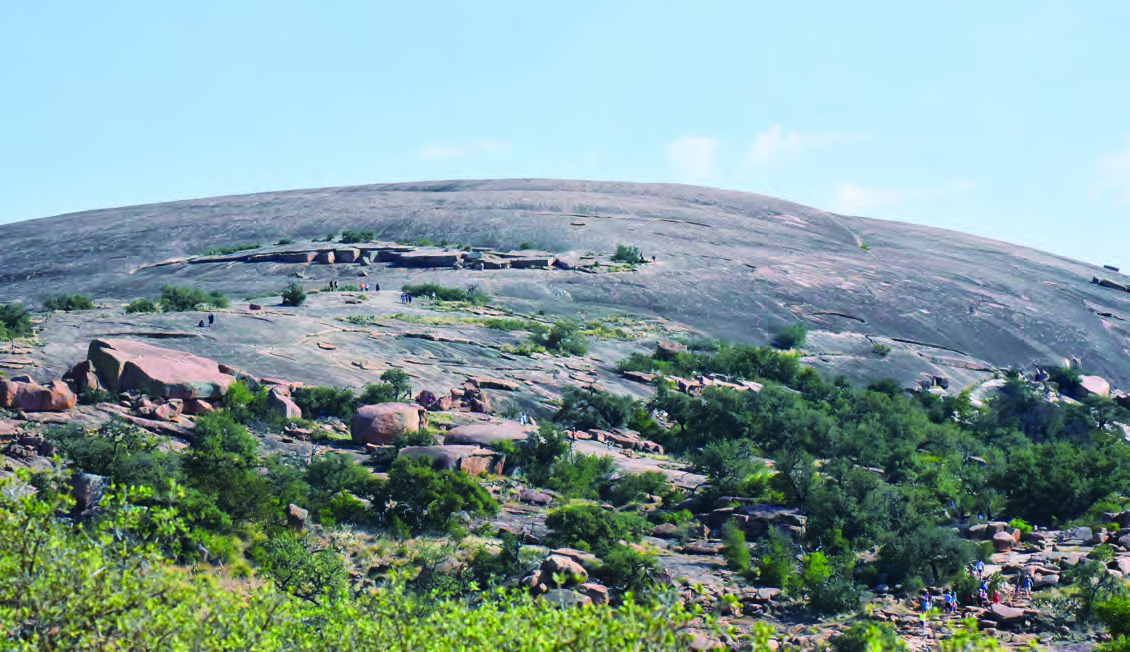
[1098,596,1130,641]
[872,342,892,357]
[375,456,498,534]
[1008,517,1033,537]
[276,237,295,245]
[340,229,375,243]
[831,622,904,652]
[46,421,181,492]
[159,284,229,311]
[0,476,702,649]
[43,293,95,311]
[203,242,260,256]
[606,471,680,507]
[544,455,617,500]
[281,282,307,307]
[247,530,348,603]
[124,297,159,314]
[182,412,273,527]
[592,547,660,600]
[754,529,795,588]
[507,422,571,484]
[545,505,648,556]
[555,386,634,431]
[401,282,489,305]
[0,302,32,340]
[720,521,751,574]
[798,551,862,616]
[380,368,412,400]
[530,320,588,356]
[772,323,808,350]
[223,380,273,424]
[292,385,359,420]
[611,244,645,264]
[1047,365,1082,394]
[481,317,535,331]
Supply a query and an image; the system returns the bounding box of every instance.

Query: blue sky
[2,1,1127,268]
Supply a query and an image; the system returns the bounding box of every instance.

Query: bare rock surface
[1,179,1128,386]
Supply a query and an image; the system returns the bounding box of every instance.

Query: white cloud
[419,139,509,160]
[1092,137,1130,205]
[830,180,975,216]
[666,137,719,183]
[748,125,867,168]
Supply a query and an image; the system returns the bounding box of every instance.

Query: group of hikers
[197,313,215,328]
[918,559,1034,623]
[327,280,379,292]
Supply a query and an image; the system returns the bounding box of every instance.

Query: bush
[340,229,375,244]
[611,244,645,264]
[159,285,229,312]
[380,368,412,400]
[43,294,95,312]
[1008,518,1033,537]
[871,343,892,357]
[530,321,588,356]
[203,243,260,256]
[592,547,660,600]
[281,283,307,307]
[400,282,489,306]
[223,381,273,424]
[545,505,648,556]
[125,298,159,314]
[543,454,616,499]
[606,472,679,507]
[46,421,181,493]
[292,386,358,420]
[276,237,295,245]
[555,386,634,431]
[375,456,498,534]
[247,530,347,604]
[772,324,808,350]
[720,522,751,574]
[0,303,33,340]
[831,622,902,652]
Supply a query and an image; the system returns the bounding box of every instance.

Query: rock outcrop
[0,376,76,412]
[351,403,427,445]
[87,339,234,400]
[444,421,529,446]
[397,444,504,475]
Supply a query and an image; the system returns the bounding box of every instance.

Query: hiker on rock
[208,313,214,326]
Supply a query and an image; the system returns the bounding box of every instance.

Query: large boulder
[267,388,302,420]
[0,377,76,412]
[1077,375,1111,398]
[444,421,529,446]
[992,531,1015,552]
[541,554,589,584]
[87,339,234,400]
[351,403,427,445]
[398,445,504,475]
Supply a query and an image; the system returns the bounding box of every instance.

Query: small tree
[43,294,96,312]
[125,298,158,314]
[281,283,307,307]
[380,368,412,400]
[772,324,808,350]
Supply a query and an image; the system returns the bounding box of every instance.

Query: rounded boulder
[351,403,427,445]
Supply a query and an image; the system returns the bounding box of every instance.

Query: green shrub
[554,386,634,431]
[516,241,537,250]
[375,456,498,534]
[45,421,181,493]
[247,530,347,604]
[530,321,588,356]
[872,343,892,357]
[831,622,901,652]
[606,472,679,507]
[159,285,229,312]
[771,324,808,350]
[223,381,273,424]
[0,303,33,340]
[340,229,375,244]
[43,294,95,312]
[545,505,648,556]
[124,298,159,314]
[754,529,795,588]
[592,547,660,600]
[1008,518,1033,537]
[543,454,616,499]
[202,243,260,256]
[720,522,751,574]
[292,386,358,420]
[611,244,645,264]
[281,283,307,307]
[401,282,489,306]
[276,237,295,245]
